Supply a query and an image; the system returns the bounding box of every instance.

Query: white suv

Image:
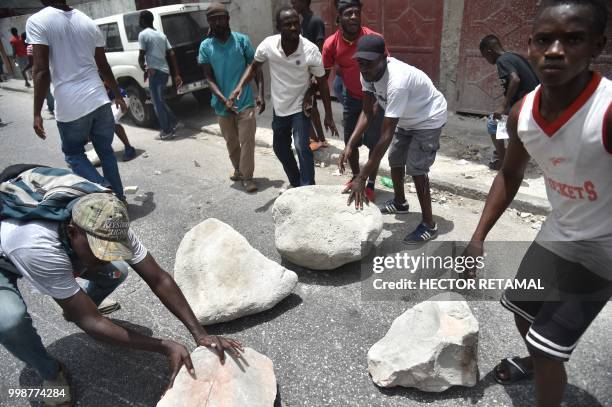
[95,4,211,127]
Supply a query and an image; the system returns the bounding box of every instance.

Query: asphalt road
[0,90,610,407]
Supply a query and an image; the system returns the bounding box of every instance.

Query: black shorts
[501,242,612,361]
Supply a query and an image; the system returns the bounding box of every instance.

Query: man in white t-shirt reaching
[0,192,242,406]
[27,0,128,202]
[340,35,448,243]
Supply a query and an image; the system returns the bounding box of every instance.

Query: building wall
[438,0,464,111]
[0,0,136,74]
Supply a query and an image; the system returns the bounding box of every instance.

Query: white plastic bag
[496,115,509,140]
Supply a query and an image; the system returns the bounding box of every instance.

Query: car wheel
[126,85,156,127]
[192,89,211,106]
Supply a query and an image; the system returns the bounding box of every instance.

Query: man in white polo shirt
[230,7,338,187]
[26,0,128,202]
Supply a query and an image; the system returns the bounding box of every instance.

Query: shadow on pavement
[19,321,169,407]
[229,177,284,195]
[282,257,366,287]
[502,375,605,407]
[382,213,455,243]
[128,192,156,221]
[375,369,487,405]
[374,368,604,407]
[120,147,146,162]
[204,293,303,335]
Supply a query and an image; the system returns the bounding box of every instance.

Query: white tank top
[517,72,612,243]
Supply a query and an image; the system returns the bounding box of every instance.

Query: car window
[123,12,143,42]
[161,10,209,47]
[99,23,123,52]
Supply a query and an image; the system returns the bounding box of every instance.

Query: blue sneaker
[123,146,136,161]
[379,199,409,214]
[403,222,438,244]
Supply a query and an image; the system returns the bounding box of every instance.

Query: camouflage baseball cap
[71,193,133,261]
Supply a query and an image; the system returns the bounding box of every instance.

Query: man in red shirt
[9,27,31,88]
[322,0,384,202]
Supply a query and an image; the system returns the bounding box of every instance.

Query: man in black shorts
[466,1,611,405]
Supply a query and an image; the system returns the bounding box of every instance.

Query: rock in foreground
[272,185,383,270]
[368,293,479,392]
[174,218,298,324]
[157,347,277,407]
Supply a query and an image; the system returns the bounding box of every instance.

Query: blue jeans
[333,75,344,102]
[0,256,128,380]
[343,91,383,149]
[46,89,54,113]
[272,111,314,186]
[57,104,125,199]
[149,70,177,134]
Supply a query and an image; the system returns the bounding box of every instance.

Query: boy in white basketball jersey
[465,1,611,406]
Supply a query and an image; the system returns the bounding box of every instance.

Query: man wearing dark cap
[198,3,264,193]
[230,7,338,188]
[341,35,448,244]
[0,191,242,404]
[323,0,385,202]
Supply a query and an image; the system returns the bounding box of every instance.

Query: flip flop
[310,141,322,151]
[494,356,533,385]
[488,158,501,170]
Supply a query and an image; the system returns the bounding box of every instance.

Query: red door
[311,0,444,84]
[456,0,612,114]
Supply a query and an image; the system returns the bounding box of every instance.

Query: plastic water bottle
[380,176,393,188]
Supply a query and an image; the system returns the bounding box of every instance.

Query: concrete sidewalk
[0,78,550,214]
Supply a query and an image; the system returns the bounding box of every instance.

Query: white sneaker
[173,122,185,131]
[42,362,72,407]
[157,130,175,141]
[98,297,121,315]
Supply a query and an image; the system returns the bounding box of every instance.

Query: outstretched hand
[346,175,368,210]
[229,87,243,107]
[116,97,128,114]
[162,340,195,391]
[338,146,352,174]
[33,114,46,140]
[324,115,339,138]
[459,241,484,279]
[302,91,313,117]
[256,96,266,115]
[196,334,244,364]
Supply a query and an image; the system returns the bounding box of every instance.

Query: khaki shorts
[388,127,442,176]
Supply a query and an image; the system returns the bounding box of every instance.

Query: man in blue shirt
[198,3,264,193]
[138,10,183,140]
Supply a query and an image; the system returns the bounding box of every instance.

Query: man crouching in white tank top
[464,1,611,406]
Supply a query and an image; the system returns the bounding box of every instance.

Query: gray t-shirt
[0,219,148,299]
[138,27,172,73]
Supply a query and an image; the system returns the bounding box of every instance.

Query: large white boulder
[367,293,479,392]
[174,218,298,325]
[157,347,277,407]
[272,185,383,270]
